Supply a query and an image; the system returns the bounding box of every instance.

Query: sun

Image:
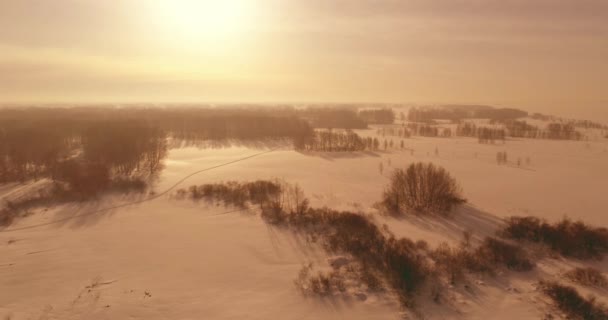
[151,0,254,45]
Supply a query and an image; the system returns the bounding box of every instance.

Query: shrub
[382,162,466,214]
[565,267,608,288]
[381,237,430,305]
[502,217,608,259]
[359,266,385,292]
[294,264,346,297]
[260,181,536,310]
[320,212,430,306]
[540,281,608,320]
[0,206,19,226]
[245,180,282,205]
[0,183,73,226]
[258,182,538,312]
[501,216,548,241]
[431,243,468,284]
[260,201,287,225]
[295,261,385,298]
[0,172,150,227]
[471,237,535,272]
[178,180,284,209]
[431,236,534,282]
[261,200,430,307]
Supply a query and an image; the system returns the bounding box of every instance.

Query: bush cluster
[502,217,608,259]
[565,267,608,288]
[432,236,534,283]
[255,180,540,308]
[540,281,608,320]
[294,264,347,297]
[0,178,148,226]
[471,237,535,272]
[176,180,283,208]
[261,200,429,307]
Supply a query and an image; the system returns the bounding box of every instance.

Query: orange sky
[0,0,607,121]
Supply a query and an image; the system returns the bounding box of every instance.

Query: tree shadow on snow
[296,150,383,161]
[397,204,504,243]
[169,138,294,150]
[51,192,151,229]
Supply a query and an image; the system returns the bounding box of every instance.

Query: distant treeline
[407,123,452,138]
[0,112,168,194]
[456,123,506,143]
[299,108,368,129]
[409,107,528,123]
[0,107,318,186]
[148,108,312,142]
[571,119,608,130]
[377,127,411,138]
[358,109,395,124]
[296,130,371,152]
[3,107,403,184]
[531,113,608,130]
[501,120,582,140]
[298,107,397,128]
[500,120,540,138]
[408,106,603,140]
[453,120,583,141]
[545,123,583,140]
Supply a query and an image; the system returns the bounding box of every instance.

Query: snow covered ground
[1,129,608,319]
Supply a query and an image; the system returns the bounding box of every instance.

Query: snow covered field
[2,129,608,319]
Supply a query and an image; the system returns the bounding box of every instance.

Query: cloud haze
[0,0,606,120]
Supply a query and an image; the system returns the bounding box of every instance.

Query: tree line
[358,108,395,124]
[152,109,313,143]
[295,129,412,152]
[546,122,582,140]
[408,106,527,123]
[408,123,452,137]
[0,114,168,196]
[296,129,368,152]
[0,107,319,192]
[499,120,540,138]
[299,107,368,129]
[377,126,411,138]
[455,120,583,142]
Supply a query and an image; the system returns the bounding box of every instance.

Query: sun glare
[151,0,254,45]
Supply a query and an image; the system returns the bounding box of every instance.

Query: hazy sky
[0,0,607,120]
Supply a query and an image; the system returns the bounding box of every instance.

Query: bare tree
[382,162,466,214]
